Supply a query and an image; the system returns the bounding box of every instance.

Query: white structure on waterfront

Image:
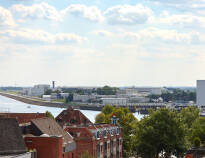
[73,94,96,102]
[197,80,205,106]
[23,84,50,97]
[101,98,127,106]
[117,87,165,96]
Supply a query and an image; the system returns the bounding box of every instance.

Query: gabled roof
[0,118,26,155]
[31,117,74,144]
[56,108,93,127]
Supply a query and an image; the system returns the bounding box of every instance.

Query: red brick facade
[0,113,46,124]
[65,124,123,158]
[25,136,63,158]
[56,108,92,128]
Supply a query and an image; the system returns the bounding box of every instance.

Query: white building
[117,87,165,96]
[101,98,127,106]
[42,95,51,101]
[73,94,96,102]
[60,93,69,99]
[197,80,205,106]
[23,84,50,97]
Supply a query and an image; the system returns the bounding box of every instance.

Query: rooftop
[0,118,26,155]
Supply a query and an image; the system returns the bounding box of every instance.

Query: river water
[0,95,144,122]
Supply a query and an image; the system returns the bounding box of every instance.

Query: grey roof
[31,117,74,145]
[0,118,26,155]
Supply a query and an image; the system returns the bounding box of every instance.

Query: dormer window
[103,130,107,137]
[111,130,114,136]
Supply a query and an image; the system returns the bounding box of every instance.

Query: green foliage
[95,113,106,123]
[102,104,114,115]
[193,137,201,148]
[96,86,118,95]
[79,151,94,158]
[148,89,196,102]
[191,117,205,143]
[65,93,73,103]
[179,106,200,129]
[45,111,54,119]
[95,106,203,157]
[136,108,187,158]
[44,89,53,95]
[95,104,137,157]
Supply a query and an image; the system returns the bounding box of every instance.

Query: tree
[96,86,118,95]
[44,89,52,95]
[179,106,200,129]
[45,111,54,119]
[102,104,114,115]
[191,117,205,143]
[136,108,187,158]
[95,113,106,123]
[80,151,94,158]
[65,93,73,103]
[95,105,137,157]
[193,137,201,148]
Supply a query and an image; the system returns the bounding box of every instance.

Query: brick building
[56,108,93,128]
[56,108,123,158]
[0,118,31,158]
[0,113,46,125]
[65,124,123,158]
[23,117,76,158]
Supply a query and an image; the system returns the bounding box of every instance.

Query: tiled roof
[0,113,46,124]
[31,117,74,144]
[0,118,26,155]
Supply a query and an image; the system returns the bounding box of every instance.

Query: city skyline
[0,0,205,87]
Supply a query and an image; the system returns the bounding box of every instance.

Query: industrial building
[197,80,205,106]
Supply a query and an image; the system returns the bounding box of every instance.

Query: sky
[0,0,205,87]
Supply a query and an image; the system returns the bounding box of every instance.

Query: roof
[56,108,93,127]
[0,113,46,124]
[0,118,26,155]
[186,146,205,155]
[31,117,74,144]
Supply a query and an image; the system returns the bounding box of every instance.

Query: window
[96,131,100,139]
[103,130,107,137]
[116,128,119,134]
[101,145,103,153]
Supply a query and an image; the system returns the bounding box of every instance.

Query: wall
[197,80,205,106]
[24,136,63,158]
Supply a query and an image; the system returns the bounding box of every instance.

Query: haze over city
[1,0,205,86]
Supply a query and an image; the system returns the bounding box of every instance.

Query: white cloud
[121,27,199,43]
[0,6,16,27]
[0,28,87,44]
[10,2,61,21]
[159,11,205,28]
[92,30,113,37]
[62,4,104,23]
[104,4,153,25]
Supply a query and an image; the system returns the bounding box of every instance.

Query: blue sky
[0,0,205,87]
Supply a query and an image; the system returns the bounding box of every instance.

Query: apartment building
[56,108,123,158]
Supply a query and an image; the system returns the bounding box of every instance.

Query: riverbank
[0,92,103,111]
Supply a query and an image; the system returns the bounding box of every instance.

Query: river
[0,95,144,122]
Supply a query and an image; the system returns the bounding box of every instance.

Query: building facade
[101,98,127,106]
[197,80,205,106]
[56,108,93,128]
[65,124,123,158]
[56,108,123,158]
[23,117,76,158]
